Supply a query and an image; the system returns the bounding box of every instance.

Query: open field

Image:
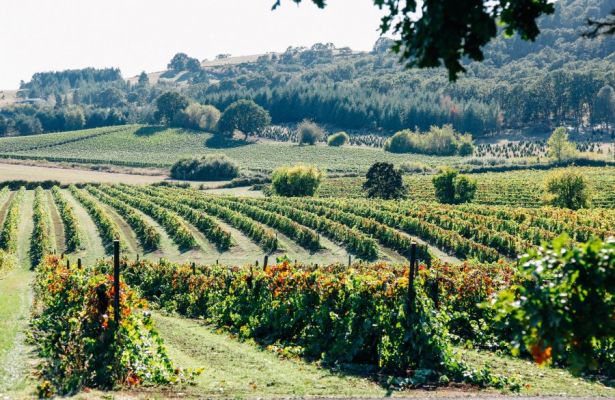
[0,125,464,173]
[0,184,612,266]
[0,90,17,107]
[0,183,613,397]
[0,162,167,185]
[320,166,615,208]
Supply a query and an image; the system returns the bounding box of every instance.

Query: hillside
[1,0,612,139]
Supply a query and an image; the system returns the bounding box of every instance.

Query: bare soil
[0,162,167,184]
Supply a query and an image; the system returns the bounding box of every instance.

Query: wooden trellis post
[263,255,268,270]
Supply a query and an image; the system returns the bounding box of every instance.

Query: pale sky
[0,0,386,89]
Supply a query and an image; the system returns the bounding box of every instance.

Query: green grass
[0,126,131,153]
[0,190,35,396]
[318,166,615,208]
[142,312,615,398]
[152,312,386,398]
[0,125,463,173]
[459,348,615,396]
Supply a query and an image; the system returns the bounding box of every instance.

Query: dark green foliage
[494,236,615,377]
[432,168,477,204]
[14,114,43,135]
[168,53,201,72]
[137,71,149,86]
[327,131,350,146]
[274,0,555,80]
[154,92,190,125]
[217,99,271,139]
[593,85,615,128]
[297,120,324,145]
[170,154,239,181]
[363,162,406,199]
[0,116,9,135]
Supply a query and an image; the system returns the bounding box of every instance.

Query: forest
[0,0,614,138]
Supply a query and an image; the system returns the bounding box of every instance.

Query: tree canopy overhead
[274,0,556,80]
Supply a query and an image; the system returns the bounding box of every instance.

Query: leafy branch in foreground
[493,235,614,377]
[273,0,554,80]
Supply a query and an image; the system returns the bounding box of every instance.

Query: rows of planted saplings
[75,184,611,264]
[245,196,614,261]
[133,184,432,261]
[30,187,53,267]
[0,187,18,275]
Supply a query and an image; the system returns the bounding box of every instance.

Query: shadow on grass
[134,126,168,137]
[205,135,251,149]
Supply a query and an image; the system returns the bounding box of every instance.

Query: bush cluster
[384,125,474,156]
[170,154,239,181]
[432,168,477,204]
[271,164,323,196]
[297,120,324,145]
[327,131,350,146]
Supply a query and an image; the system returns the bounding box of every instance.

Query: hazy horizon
[0,0,385,89]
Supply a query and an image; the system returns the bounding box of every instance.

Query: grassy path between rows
[151,312,386,398]
[144,313,615,398]
[61,188,106,265]
[0,191,36,396]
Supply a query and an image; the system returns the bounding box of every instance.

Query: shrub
[384,125,474,156]
[363,162,406,199]
[217,99,271,139]
[173,103,220,131]
[170,154,239,181]
[399,161,433,174]
[457,139,475,156]
[432,168,477,204]
[271,165,323,196]
[383,129,413,153]
[547,127,577,162]
[327,131,349,146]
[493,236,614,377]
[297,120,324,145]
[544,168,591,210]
